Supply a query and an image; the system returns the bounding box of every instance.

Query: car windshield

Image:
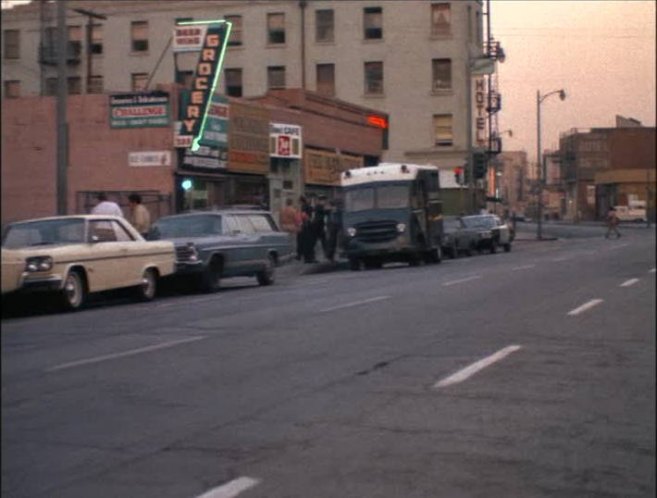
[2,218,86,249]
[462,216,496,229]
[151,214,222,238]
[344,185,409,212]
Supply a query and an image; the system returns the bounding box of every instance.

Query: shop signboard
[199,94,229,149]
[182,143,227,170]
[228,101,270,175]
[172,24,208,52]
[177,19,232,151]
[305,149,363,186]
[109,91,170,128]
[128,151,172,167]
[269,123,302,159]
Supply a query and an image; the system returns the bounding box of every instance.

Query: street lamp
[536,88,566,239]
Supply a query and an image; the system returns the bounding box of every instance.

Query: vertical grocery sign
[174,19,232,152]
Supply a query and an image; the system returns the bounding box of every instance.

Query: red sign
[367,115,388,129]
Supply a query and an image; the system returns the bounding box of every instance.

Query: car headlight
[479,231,492,238]
[187,243,199,262]
[25,256,53,272]
[346,227,357,237]
[396,223,406,233]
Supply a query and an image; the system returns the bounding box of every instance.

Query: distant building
[495,150,529,216]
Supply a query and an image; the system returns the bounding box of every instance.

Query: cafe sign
[176,19,231,151]
[270,123,302,159]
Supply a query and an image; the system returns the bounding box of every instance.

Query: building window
[432,58,451,91]
[91,24,103,54]
[267,66,286,89]
[88,75,103,94]
[131,21,149,52]
[363,7,382,40]
[178,70,194,89]
[431,3,451,36]
[315,9,334,42]
[131,72,148,91]
[316,63,335,96]
[267,13,285,45]
[225,15,242,46]
[45,77,57,96]
[364,61,383,95]
[3,29,20,59]
[68,25,82,59]
[433,114,453,146]
[4,80,20,98]
[225,68,243,97]
[67,77,81,95]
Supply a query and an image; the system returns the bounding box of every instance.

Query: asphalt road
[2,226,655,498]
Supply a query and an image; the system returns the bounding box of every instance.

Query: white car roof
[341,163,438,187]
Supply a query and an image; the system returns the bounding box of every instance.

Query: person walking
[128,193,151,238]
[91,192,124,217]
[279,198,299,255]
[324,199,342,262]
[313,195,328,257]
[299,195,317,263]
[605,206,621,238]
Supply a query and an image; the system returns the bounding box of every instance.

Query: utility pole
[56,0,68,215]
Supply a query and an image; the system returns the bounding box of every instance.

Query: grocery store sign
[176,19,231,152]
[269,123,302,159]
[109,92,170,128]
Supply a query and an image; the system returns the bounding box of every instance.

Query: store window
[315,9,334,42]
[267,13,285,45]
[178,70,194,89]
[4,80,20,98]
[225,68,243,97]
[364,61,383,95]
[316,63,335,96]
[433,114,453,146]
[3,29,20,59]
[131,21,149,52]
[363,7,382,40]
[432,58,451,91]
[131,72,148,91]
[267,66,286,89]
[431,3,451,36]
[225,15,242,46]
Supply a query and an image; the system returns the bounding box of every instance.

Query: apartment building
[1,0,491,170]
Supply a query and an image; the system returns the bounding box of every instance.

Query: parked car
[460,214,512,253]
[148,210,293,292]
[1,215,175,310]
[441,217,479,258]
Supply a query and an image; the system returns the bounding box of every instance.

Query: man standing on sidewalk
[605,206,621,239]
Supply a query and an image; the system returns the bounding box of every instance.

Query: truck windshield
[344,185,409,212]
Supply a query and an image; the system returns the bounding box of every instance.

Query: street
[2,226,655,498]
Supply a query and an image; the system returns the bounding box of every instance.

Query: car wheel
[450,242,458,259]
[349,257,361,271]
[60,270,86,311]
[364,258,382,270]
[135,268,157,301]
[200,257,222,293]
[490,240,498,254]
[257,255,276,286]
[504,243,511,252]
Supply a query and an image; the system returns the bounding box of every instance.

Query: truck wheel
[504,243,511,253]
[349,257,361,271]
[490,240,498,254]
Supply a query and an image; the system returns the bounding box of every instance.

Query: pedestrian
[324,199,342,262]
[299,195,317,263]
[91,192,124,217]
[279,198,299,254]
[313,195,328,257]
[605,206,621,239]
[128,193,151,238]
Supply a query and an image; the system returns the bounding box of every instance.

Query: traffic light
[473,152,487,179]
[181,178,193,191]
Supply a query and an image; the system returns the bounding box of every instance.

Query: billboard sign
[172,24,208,52]
[269,123,302,158]
[109,91,170,128]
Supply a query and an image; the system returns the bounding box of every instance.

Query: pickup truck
[614,203,647,222]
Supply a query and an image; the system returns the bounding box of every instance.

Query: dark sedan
[460,214,512,254]
[441,217,479,258]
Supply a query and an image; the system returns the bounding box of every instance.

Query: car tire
[135,268,157,301]
[490,240,498,254]
[60,269,86,311]
[200,257,222,293]
[364,258,382,270]
[465,243,474,257]
[257,255,276,286]
[450,242,458,259]
[349,257,361,271]
[504,243,511,253]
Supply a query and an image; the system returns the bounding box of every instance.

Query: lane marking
[620,278,639,287]
[552,256,570,262]
[153,296,222,308]
[46,336,206,372]
[320,295,390,313]
[434,345,522,388]
[512,264,535,271]
[608,243,629,250]
[567,299,603,316]
[196,477,261,498]
[442,275,481,287]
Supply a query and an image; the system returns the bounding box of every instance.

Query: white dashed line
[195,477,261,498]
[320,295,390,313]
[512,264,535,271]
[434,345,522,388]
[567,299,603,316]
[608,243,630,250]
[46,336,206,372]
[442,275,481,286]
[620,278,639,287]
[552,256,570,262]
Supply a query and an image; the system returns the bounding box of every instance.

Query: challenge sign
[109,91,170,128]
[177,19,232,152]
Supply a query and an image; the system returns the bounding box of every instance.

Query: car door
[109,219,146,288]
[233,215,260,272]
[87,219,125,291]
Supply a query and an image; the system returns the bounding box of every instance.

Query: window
[131,21,149,52]
[363,7,382,40]
[178,70,194,89]
[316,63,335,96]
[225,15,242,46]
[248,215,275,232]
[88,75,103,94]
[364,61,383,95]
[45,77,57,96]
[432,58,451,91]
[431,3,451,36]
[68,25,82,59]
[315,9,334,42]
[4,80,20,98]
[234,215,255,234]
[68,76,82,95]
[224,68,243,97]
[3,29,20,59]
[112,221,135,242]
[131,72,148,91]
[267,66,286,89]
[91,24,103,54]
[267,13,285,45]
[433,114,453,146]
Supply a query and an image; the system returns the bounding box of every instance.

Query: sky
[3,0,655,164]
[490,0,656,163]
